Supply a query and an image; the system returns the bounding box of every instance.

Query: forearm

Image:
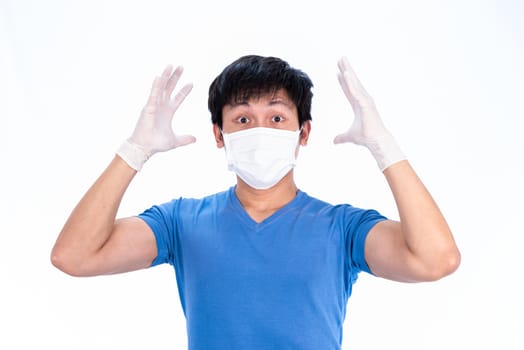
[51,155,136,273]
[383,160,460,275]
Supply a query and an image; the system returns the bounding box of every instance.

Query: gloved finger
[339,72,374,113]
[337,62,360,99]
[337,56,354,73]
[161,64,174,80]
[337,72,354,105]
[333,131,354,144]
[174,134,197,147]
[146,76,162,107]
[169,83,193,113]
[338,57,370,100]
[159,64,174,100]
[165,66,184,99]
[337,58,365,105]
[338,73,363,118]
[338,57,362,90]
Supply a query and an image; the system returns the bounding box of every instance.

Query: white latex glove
[334,56,406,171]
[117,65,195,171]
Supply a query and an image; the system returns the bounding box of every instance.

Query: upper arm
[364,220,428,283]
[86,217,158,276]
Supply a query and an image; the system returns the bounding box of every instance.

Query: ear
[299,121,311,146]
[213,124,224,148]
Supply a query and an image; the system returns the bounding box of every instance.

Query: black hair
[208,55,313,128]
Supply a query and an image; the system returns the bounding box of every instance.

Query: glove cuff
[116,139,150,171]
[366,133,407,171]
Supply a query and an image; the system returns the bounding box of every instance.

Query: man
[51,55,460,349]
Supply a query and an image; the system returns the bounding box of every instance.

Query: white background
[1,0,523,349]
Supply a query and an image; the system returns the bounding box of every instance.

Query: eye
[237,116,250,124]
[272,115,284,123]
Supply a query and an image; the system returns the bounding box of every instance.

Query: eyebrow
[227,98,294,109]
[227,100,249,107]
[268,99,294,108]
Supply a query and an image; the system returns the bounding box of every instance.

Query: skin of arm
[50,156,157,276]
[51,64,193,277]
[335,56,460,282]
[365,160,461,282]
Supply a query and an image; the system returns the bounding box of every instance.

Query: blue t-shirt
[139,186,386,350]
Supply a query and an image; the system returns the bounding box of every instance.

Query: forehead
[226,89,295,109]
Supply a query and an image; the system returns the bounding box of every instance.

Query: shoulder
[297,190,372,215]
[296,190,335,211]
[297,190,387,228]
[174,187,233,206]
[139,187,232,219]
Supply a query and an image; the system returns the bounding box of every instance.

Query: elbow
[50,246,88,277]
[424,247,461,282]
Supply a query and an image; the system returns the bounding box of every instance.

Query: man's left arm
[366,160,460,282]
[335,57,460,282]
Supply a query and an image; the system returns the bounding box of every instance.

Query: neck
[235,172,298,222]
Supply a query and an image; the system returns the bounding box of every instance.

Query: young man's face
[213,88,311,148]
[222,89,299,132]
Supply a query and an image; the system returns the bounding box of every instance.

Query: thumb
[175,134,197,147]
[333,132,354,144]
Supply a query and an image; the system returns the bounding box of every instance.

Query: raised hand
[334,57,405,171]
[118,65,196,171]
[334,57,388,145]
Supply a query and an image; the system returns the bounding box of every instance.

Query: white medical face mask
[222,127,301,190]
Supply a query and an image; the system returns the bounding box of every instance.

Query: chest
[177,216,345,297]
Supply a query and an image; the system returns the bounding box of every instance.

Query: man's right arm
[51,156,157,276]
[51,64,195,277]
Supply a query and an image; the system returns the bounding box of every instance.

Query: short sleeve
[138,201,177,267]
[345,207,387,275]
